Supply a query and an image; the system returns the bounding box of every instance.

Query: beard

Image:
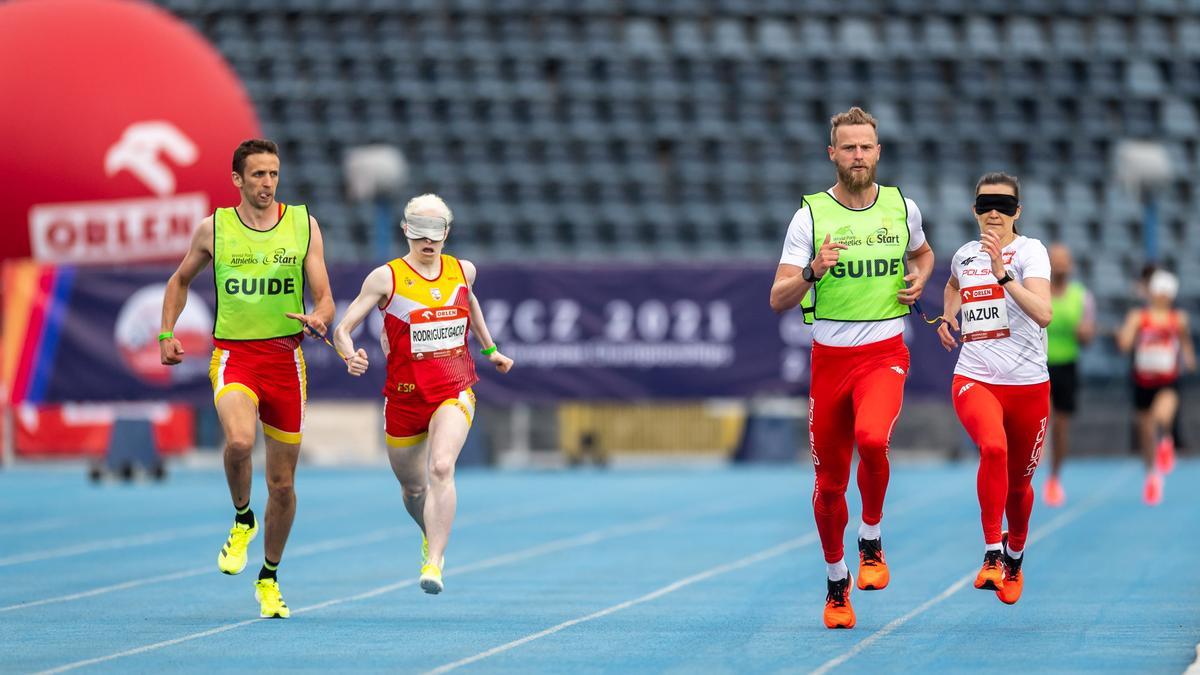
[836,163,876,192]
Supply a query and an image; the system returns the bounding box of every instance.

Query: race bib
[409,306,469,360]
[960,284,1010,342]
[1135,344,1177,375]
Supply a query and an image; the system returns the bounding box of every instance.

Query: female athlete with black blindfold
[937,173,1053,606]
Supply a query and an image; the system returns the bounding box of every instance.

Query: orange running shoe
[997,531,1024,605]
[1155,436,1176,475]
[1143,472,1163,506]
[856,538,889,590]
[1043,475,1065,508]
[974,549,1005,591]
[823,574,856,629]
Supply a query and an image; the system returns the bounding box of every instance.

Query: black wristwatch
[802,263,820,282]
[997,271,1013,286]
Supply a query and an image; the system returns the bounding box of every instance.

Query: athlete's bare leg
[216,392,259,508]
[1049,411,1070,477]
[1135,411,1156,471]
[387,442,430,534]
[423,405,471,567]
[1150,389,1178,442]
[262,436,301,563]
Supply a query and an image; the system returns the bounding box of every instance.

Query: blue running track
[1,458,1197,673]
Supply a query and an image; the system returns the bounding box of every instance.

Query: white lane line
[809,469,1133,675]
[1,502,563,613]
[0,501,368,568]
[0,525,219,567]
[0,517,76,536]
[1184,643,1200,675]
[417,478,968,675]
[34,499,743,675]
[423,533,819,675]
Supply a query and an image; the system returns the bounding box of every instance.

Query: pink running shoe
[1143,472,1163,506]
[1043,475,1065,508]
[1154,436,1176,475]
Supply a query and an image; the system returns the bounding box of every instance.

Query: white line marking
[809,469,1132,675]
[34,500,737,675]
[0,501,369,568]
[423,533,819,675]
[1,566,211,614]
[1,502,562,613]
[0,524,219,567]
[0,517,76,536]
[1184,643,1200,675]
[416,480,966,675]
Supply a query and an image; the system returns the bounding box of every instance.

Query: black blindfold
[974,194,1020,216]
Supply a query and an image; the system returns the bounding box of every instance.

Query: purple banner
[30,261,959,403]
[472,262,784,401]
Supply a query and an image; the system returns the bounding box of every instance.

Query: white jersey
[950,235,1051,385]
[778,186,927,347]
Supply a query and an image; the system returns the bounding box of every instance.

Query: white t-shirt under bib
[950,235,1051,385]
[778,186,927,347]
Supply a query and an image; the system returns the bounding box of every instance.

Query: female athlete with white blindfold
[332,193,513,595]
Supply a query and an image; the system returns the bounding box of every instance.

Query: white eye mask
[1148,270,1178,300]
[404,214,450,241]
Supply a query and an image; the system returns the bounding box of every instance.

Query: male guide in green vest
[769,107,936,630]
[212,202,311,341]
[158,139,336,619]
[802,187,911,323]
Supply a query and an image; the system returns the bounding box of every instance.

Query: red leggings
[952,375,1050,551]
[809,335,909,563]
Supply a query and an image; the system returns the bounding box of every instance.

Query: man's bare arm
[160,217,214,365]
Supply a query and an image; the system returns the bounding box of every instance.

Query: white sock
[858,522,881,541]
[826,558,848,581]
[1005,543,1023,559]
[985,542,1003,552]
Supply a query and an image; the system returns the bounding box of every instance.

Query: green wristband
[480,344,498,356]
[157,331,174,342]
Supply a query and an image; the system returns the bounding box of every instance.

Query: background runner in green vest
[1042,244,1095,507]
[769,107,935,630]
[159,139,336,619]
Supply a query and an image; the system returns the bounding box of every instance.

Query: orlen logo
[419,310,435,320]
[435,309,459,318]
[114,283,213,386]
[105,121,199,196]
[0,0,260,264]
[29,121,209,264]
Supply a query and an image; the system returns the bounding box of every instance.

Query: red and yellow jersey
[380,254,478,402]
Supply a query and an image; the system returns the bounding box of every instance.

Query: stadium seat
[148,2,1196,330]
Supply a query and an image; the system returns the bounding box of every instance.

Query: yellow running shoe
[217,518,258,575]
[254,578,290,618]
[420,562,444,595]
